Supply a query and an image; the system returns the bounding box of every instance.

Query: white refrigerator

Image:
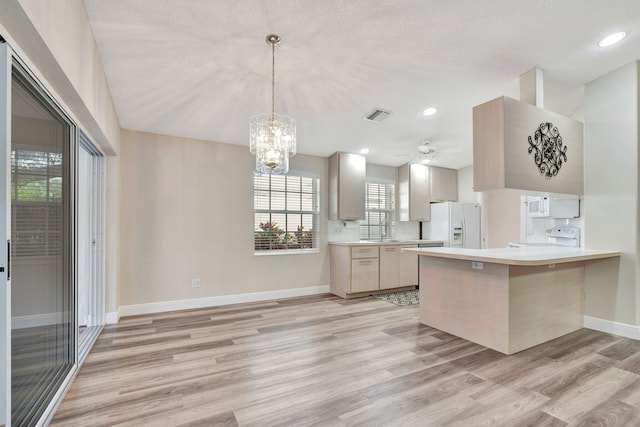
[423,202,481,249]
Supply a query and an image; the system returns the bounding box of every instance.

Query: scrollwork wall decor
[527,122,567,178]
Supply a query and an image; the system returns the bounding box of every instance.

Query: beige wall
[106,156,120,315]
[119,130,330,306]
[584,61,639,325]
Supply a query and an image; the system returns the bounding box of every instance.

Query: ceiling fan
[414,139,461,165]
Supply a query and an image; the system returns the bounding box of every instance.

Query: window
[254,172,319,253]
[360,182,395,240]
[11,147,63,258]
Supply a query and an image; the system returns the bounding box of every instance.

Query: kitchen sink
[360,239,403,243]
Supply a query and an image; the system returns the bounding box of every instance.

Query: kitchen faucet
[379,218,389,241]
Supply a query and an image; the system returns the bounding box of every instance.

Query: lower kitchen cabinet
[329,243,419,298]
[399,245,419,287]
[351,258,379,293]
[380,245,418,289]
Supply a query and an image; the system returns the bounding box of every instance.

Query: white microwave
[528,196,549,217]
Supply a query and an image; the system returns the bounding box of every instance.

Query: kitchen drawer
[351,246,379,259]
[351,258,379,293]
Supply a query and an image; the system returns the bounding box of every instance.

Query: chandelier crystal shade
[250,34,296,174]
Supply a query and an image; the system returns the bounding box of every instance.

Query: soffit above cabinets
[473,96,584,195]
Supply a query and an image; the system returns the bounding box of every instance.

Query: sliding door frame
[0,39,12,427]
[77,132,105,362]
[4,42,80,427]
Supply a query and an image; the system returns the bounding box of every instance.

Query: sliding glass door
[10,62,75,426]
[0,40,105,426]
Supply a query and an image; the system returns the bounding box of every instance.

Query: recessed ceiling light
[598,32,626,47]
[360,148,370,154]
[421,107,438,117]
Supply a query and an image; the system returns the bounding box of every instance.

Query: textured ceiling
[83,0,640,169]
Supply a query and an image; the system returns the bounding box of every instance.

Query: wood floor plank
[543,366,640,422]
[505,410,567,427]
[378,393,483,426]
[455,388,550,426]
[574,400,640,426]
[617,378,640,409]
[338,372,484,427]
[526,353,615,398]
[50,294,640,426]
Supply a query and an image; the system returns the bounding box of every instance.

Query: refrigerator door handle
[461,216,466,248]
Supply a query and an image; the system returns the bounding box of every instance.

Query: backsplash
[328,220,361,242]
[328,220,420,242]
[395,221,421,240]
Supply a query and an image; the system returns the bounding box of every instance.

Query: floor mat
[372,289,419,306]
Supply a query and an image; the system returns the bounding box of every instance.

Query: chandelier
[250,34,296,174]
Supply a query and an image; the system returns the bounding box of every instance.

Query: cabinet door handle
[359,260,372,265]
[384,247,396,252]
[360,248,372,252]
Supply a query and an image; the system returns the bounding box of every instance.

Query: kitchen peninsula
[402,246,620,354]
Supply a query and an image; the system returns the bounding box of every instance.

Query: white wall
[457,165,478,203]
[583,61,639,325]
[119,130,330,306]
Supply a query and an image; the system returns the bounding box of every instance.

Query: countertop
[329,240,443,247]
[402,246,620,266]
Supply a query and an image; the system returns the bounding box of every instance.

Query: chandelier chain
[271,40,275,119]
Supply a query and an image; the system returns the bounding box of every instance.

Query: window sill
[254,248,320,256]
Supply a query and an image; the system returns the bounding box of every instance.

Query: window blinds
[360,182,395,240]
[254,172,319,252]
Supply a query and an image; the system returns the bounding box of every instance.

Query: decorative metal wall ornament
[527,122,567,178]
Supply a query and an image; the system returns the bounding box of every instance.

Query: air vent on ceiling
[364,108,392,123]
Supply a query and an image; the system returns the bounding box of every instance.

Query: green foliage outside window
[254,221,314,251]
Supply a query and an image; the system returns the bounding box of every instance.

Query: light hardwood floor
[51,294,640,426]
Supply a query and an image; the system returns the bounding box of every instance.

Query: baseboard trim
[584,315,640,340]
[105,311,119,325]
[117,285,331,319]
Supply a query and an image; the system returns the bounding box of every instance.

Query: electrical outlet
[472,261,484,270]
[191,278,201,288]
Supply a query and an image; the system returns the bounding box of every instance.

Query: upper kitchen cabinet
[329,152,366,220]
[430,166,458,202]
[398,163,430,221]
[473,96,584,195]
